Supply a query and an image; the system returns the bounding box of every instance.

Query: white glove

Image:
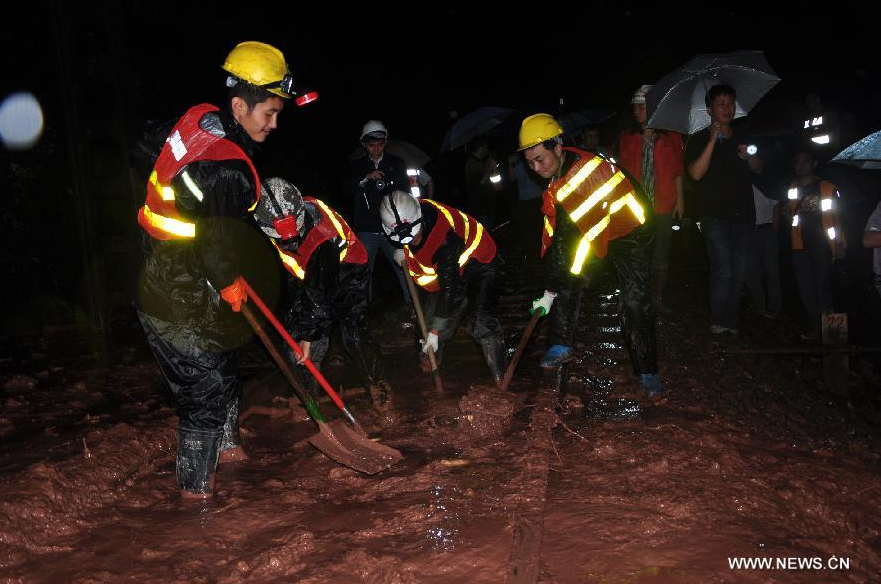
[420,330,439,354]
[393,248,406,267]
[530,290,557,317]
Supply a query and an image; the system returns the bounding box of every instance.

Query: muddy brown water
[1,264,880,583]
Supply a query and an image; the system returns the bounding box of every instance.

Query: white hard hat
[631,84,652,104]
[380,190,423,245]
[360,120,388,142]
[255,177,305,240]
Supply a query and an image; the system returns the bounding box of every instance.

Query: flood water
[1,254,880,584]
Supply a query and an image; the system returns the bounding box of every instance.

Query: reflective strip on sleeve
[180,170,204,202]
[570,234,592,275]
[142,204,195,238]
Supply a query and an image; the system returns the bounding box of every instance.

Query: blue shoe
[540,345,574,368]
[640,373,665,398]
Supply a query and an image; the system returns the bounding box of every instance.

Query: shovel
[238,288,402,475]
[400,259,444,393]
[499,311,542,392]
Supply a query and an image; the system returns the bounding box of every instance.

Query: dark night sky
[4,2,880,173]
[1,1,880,325]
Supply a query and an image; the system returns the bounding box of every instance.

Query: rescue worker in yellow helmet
[134,41,315,498]
[518,114,663,397]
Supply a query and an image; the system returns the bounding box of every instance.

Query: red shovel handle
[238,277,352,421]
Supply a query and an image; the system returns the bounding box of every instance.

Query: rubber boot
[177,426,221,497]
[367,377,395,412]
[219,400,248,464]
[479,336,507,388]
[540,344,574,368]
[640,373,665,398]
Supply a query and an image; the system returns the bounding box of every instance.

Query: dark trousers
[550,223,657,375]
[421,260,504,354]
[358,231,412,306]
[746,224,782,314]
[701,217,754,329]
[791,246,834,333]
[138,310,240,494]
[286,324,386,400]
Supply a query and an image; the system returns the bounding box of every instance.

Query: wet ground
[2,245,881,583]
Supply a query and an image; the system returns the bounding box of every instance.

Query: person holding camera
[348,120,413,309]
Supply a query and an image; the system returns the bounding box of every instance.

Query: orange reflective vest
[787,180,846,255]
[274,198,368,280]
[404,199,497,292]
[137,103,260,240]
[541,148,646,274]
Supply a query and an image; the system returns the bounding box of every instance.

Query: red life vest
[274,198,367,280]
[404,199,496,292]
[541,147,646,274]
[137,103,260,241]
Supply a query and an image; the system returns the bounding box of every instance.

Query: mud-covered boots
[367,377,395,412]
[479,336,508,388]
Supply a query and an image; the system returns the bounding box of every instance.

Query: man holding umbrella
[685,84,764,334]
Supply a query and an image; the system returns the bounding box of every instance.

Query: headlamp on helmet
[380,191,423,246]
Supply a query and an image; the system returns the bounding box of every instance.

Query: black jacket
[406,204,501,323]
[348,152,410,232]
[279,202,370,342]
[134,108,276,348]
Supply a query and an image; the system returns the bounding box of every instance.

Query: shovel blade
[308,420,403,475]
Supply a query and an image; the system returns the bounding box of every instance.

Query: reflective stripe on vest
[405,250,438,289]
[405,200,496,292]
[141,203,195,239]
[424,199,486,268]
[273,198,366,280]
[137,104,260,241]
[788,180,845,252]
[273,239,305,279]
[542,148,646,272]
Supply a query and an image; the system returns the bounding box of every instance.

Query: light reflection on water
[424,484,461,551]
[591,342,622,350]
[597,326,621,334]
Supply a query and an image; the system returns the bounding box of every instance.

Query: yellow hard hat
[222,41,292,98]
[518,113,563,150]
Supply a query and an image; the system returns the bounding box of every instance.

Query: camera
[370,174,395,193]
[746,144,758,156]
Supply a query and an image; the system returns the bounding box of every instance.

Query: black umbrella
[646,50,780,135]
[558,108,615,139]
[349,138,432,168]
[440,107,514,152]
